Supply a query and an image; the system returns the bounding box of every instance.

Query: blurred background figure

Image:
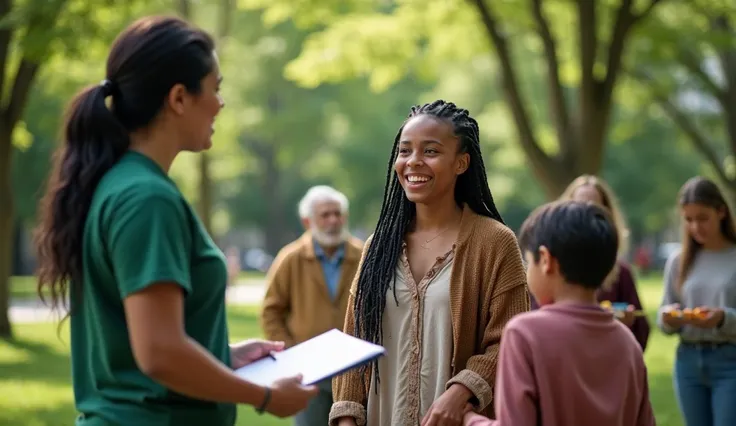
[634,245,653,275]
[552,175,650,352]
[532,175,650,350]
[658,177,736,426]
[260,185,364,426]
[226,246,241,286]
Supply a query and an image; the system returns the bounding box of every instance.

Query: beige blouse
[330,207,531,426]
[365,245,455,425]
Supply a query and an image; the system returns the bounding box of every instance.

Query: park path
[9,278,267,324]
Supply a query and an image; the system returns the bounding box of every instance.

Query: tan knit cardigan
[329,205,530,425]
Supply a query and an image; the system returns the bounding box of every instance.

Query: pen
[267,352,277,361]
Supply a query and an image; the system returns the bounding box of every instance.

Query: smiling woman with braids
[330,101,529,426]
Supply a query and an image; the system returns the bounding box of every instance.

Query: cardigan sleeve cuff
[329,401,367,426]
[446,368,493,410]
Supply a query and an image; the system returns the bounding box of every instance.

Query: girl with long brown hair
[658,176,736,426]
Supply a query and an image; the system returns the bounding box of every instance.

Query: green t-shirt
[71,151,235,426]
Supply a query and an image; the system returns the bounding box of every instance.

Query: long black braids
[353,100,505,393]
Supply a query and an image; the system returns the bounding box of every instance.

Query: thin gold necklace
[420,226,452,250]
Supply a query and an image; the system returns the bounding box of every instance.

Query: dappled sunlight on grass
[0,323,76,425]
[644,330,682,426]
[0,306,287,426]
[9,273,266,301]
[0,343,31,363]
[638,273,682,426]
[637,274,683,426]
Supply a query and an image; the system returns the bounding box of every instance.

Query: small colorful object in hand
[664,307,708,320]
[600,300,645,317]
[668,309,683,318]
[692,307,708,319]
[599,300,628,311]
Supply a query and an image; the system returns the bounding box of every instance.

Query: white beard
[311,224,348,248]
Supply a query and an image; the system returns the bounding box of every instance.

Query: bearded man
[260,185,364,426]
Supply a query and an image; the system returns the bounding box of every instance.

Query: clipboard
[234,328,386,386]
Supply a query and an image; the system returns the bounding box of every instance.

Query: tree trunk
[654,91,736,198]
[195,0,235,236]
[518,141,579,198]
[0,0,66,338]
[177,0,190,18]
[12,218,22,274]
[470,0,663,199]
[175,0,215,234]
[0,127,14,339]
[715,16,736,209]
[259,144,288,255]
[197,153,213,235]
[642,32,736,205]
[723,184,736,213]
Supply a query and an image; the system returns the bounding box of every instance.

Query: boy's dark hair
[518,200,619,289]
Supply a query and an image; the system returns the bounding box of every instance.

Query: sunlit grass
[0,306,287,426]
[9,271,266,300]
[637,272,683,426]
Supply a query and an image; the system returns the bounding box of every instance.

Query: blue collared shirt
[313,240,345,300]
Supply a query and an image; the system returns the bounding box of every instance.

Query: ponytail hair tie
[99,79,115,97]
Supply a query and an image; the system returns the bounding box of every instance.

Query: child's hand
[661,303,685,328]
[616,305,636,327]
[687,307,724,329]
[421,384,473,426]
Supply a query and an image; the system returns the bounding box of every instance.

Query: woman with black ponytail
[34,16,316,426]
[329,101,529,426]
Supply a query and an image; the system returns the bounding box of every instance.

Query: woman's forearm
[142,336,267,406]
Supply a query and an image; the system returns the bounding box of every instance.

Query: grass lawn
[8,271,266,300]
[0,273,682,425]
[637,273,683,426]
[0,306,287,426]
[8,276,42,300]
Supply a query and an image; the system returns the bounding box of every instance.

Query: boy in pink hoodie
[465,201,655,426]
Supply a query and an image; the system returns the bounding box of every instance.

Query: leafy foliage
[626,1,736,199]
